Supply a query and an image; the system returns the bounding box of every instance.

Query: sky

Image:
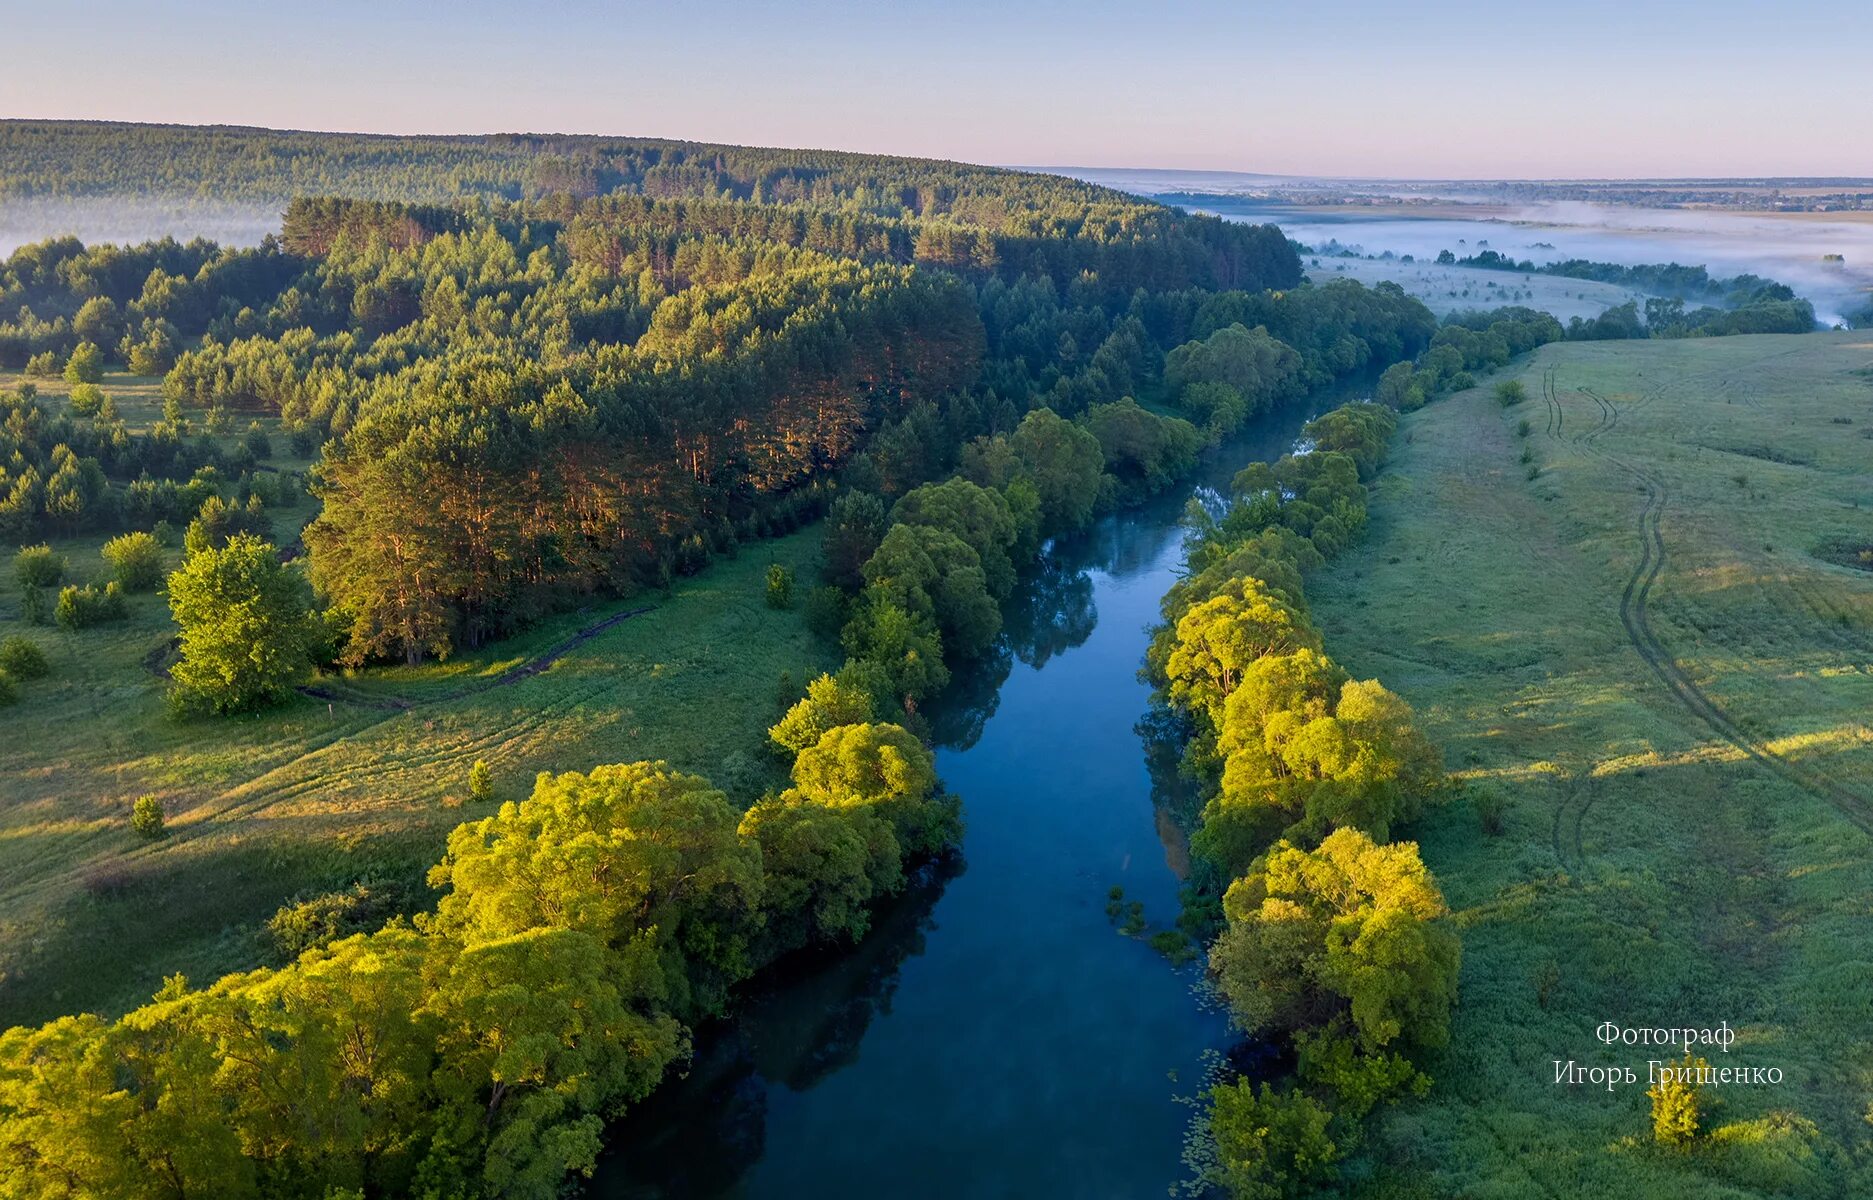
[4,0,1866,178]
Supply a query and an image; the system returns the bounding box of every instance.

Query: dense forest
[0,179,1423,672]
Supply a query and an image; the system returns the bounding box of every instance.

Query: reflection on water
[592,393,1346,1199]
[594,863,960,1199]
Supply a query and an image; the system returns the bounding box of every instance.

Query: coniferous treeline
[3,185,1443,665]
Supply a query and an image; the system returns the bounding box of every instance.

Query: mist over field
[1063,168,1873,325]
[0,195,280,258]
[1255,203,1872,325]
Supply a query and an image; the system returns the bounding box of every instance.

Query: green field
[0,381,835,1024]
[1306,255,1650,322]
[1311,331,1873,1196]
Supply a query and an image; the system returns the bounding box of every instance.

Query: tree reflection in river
[590,860,961,1199]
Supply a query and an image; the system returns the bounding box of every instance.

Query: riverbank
[592,394,1343,1199]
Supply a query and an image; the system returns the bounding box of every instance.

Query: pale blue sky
[4,0,1864,177]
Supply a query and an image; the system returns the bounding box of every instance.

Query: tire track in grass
[1545,361,1873,853]
[1541,363,1563,439]
[1611,426,1873,838]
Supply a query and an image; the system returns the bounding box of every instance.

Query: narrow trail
[1539,364,1598,865]
[1537,361,1873,841]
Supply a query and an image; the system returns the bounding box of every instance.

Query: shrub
[803,584,848,640]
[15,544,67,590]
[1472,785,1506,836]
[63,341,105,385]
[24,350,59,377]
[101,532,166,591]
[266,883,400,961]
[0,669,16,706]
[765,562,794,609]
[67,382,106,416]
[0,636,49,680]
[288,426,319,458]
[243,422,273,459]
[55,582,129,631]
[468,759,493,803]
[130,794,165,839]
[769,671,875,756]
[1205,1079,1340,1199]
[1495,380,1528,407]
[1648,1054,1708,1149]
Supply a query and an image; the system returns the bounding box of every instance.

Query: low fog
[0,196,280,259]
[1231,202,1872,326]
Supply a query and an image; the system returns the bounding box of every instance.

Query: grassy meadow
[0,370,835,1024]
[1305,255,1651,322]
[1313,331,1873,1196]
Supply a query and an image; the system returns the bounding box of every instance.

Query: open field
[1304,255,1650,322]
[0,381,836,1022]
[1311,331,1873,1196]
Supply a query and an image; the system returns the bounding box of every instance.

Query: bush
[55,582,129,631]
[803,584,848,640]
[1472,785,1506,837]
[1495,380,1528,407]
[1648,1054,1707,1149]
[101,532,166,592]
[288,426,319,458]
[130,794,165,839]
[24,350,59,378]
[67,382,106,416]
[1205,1079,1340,1199]
[15,544,67,590]
[765,562,794,609]
[63,341,105,385]
[266,883,401,961]
[244,422,273,459]
[0,636,50,680]
[0,669,16,707]
[468,759,493,803]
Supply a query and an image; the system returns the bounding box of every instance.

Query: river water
[591,398,1332,1199]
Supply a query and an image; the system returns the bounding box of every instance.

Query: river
[591,397,1336,1199]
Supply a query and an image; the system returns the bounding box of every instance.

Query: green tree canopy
[429,761,763,1021]
[769,670,876,757]
[1211,827,1460,1055]
[166,533,317,714]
